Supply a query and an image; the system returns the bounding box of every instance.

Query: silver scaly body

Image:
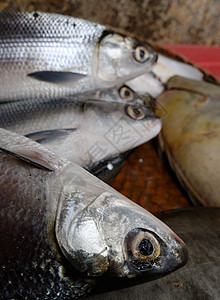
[0,96,162,167]
[0,11,157,102]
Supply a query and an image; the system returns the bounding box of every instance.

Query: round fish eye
[131,231,160,262]
[125,104,146,120]
[119,86,135,101]
[133,45,150,63]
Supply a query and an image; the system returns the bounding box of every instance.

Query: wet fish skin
[0,11,157,102]
[0,96,162,167]
[0,128,188,298]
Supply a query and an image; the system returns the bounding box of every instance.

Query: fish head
[91,84,145,104]
[85,192,188,279]
[83,99,162,161]
[54,169,188,280]
[96,32,157,87]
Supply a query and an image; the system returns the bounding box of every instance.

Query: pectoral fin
[26,128,77,143]
[0,128,68,172]
[28,71,86,84]
[0,146,54,171]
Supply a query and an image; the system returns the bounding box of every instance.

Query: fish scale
[0,11,101,100]
[0,11,157,102]
[0,12,101,71]
[0,94,162,168]
[0,128,188,298]
[0,143,93,299]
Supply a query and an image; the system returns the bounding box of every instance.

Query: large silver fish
[0,94,161,167]
[0,128,188,298]
[0,11,157,102]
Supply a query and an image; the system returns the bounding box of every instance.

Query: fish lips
[92,231,188,294]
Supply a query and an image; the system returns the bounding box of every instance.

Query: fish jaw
[95,33,157,88]
[53,163,187,280]
[89,195,188,279]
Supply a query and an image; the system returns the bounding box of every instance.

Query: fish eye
[133,45,150,63]
[125,104,146,120]
[119,86,135,101]
[130,230,160,262]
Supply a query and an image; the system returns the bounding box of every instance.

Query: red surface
[163,44,220,78]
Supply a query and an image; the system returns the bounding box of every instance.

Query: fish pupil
[133,108,141,116]
[139,49,145,59]
[125,90,130,97]
[138,239,153,256]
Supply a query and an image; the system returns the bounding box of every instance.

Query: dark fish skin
[0,157,95,299]
[0,125,188,299]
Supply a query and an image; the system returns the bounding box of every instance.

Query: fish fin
[27,71,86,84]
[0,128,69,172]
[26,128,77,143]
[0,146,54,171]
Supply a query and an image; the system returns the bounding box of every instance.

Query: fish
[87,207,220,300]
[0,11,157,102]
[157,76,220,207]
[0,94,162,167]
[0,128,188,298]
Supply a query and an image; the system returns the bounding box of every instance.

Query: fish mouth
[92,233,188,294]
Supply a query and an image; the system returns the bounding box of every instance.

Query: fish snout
[122,228,188,279]
[171,234,188,269]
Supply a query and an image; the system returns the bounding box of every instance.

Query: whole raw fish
[0,128,188,298]
[0,11,157,102]
[0,95,161,167]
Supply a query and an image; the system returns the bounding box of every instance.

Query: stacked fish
[0,10,219,299]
